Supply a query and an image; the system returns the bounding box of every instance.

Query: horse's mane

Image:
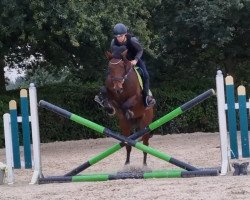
[112,45,127,59]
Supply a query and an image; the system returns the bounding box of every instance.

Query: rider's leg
[136,59,156,107]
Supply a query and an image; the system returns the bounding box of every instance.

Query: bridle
[109,59,133,82]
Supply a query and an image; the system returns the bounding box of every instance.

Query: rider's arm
[110,39,115,52]
[130,37,143,61]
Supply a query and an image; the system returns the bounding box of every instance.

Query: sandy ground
[0,132,250,200]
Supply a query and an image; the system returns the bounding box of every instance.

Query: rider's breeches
[137,59,150,96]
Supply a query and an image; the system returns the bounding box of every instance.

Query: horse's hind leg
[142,134,150,166]
[140,109,154,166]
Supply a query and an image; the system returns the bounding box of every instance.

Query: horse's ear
[121,50,128,62]
[105,51,113,60]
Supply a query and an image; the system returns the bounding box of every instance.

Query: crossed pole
[38,89,218,184]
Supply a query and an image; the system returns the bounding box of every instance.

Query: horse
[104,50,154,166]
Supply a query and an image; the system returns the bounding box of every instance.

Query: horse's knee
[142,135,150,146]
[143,141,149,146]
[121,101,130,110]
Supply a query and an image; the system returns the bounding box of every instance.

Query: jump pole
[38,168,219,184]
[39,89,215,179]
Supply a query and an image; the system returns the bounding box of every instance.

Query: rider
[95,23,156,108]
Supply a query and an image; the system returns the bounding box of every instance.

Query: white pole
[3,113,14,184]
[216,70,229,175]
[29,83,43,184]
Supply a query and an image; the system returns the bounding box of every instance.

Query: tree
[0,0,161,93]
[151,0,250,86]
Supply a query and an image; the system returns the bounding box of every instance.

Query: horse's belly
[131,105,153,119]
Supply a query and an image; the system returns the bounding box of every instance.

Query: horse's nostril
[118,89,123,94]
[115,88,123,94]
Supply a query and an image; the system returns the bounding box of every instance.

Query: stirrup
[145,95,156,107]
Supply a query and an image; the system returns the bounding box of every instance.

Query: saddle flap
[134,66,152,96]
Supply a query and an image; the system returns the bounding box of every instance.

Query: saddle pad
[134,66,152,96]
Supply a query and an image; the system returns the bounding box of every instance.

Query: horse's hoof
[125,110,134,119]
[124,161,130,165]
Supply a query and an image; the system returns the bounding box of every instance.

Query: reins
[109,59,123,65]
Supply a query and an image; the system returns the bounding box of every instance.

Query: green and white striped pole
[39,89,215,179]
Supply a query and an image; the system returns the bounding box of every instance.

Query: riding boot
[94,86,115,115]
[142,78,156,107]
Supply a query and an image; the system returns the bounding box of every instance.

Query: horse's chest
[113,94,131,106]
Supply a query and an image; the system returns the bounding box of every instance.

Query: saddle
[134,66,152,96]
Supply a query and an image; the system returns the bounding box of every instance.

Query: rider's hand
[130,59,137,66]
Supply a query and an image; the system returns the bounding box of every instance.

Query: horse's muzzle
[115,88,123,94]
[113,81,124,94]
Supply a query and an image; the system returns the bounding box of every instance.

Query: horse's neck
[125,69,141,91]
[106,68,141,97]
[124,69,141,96]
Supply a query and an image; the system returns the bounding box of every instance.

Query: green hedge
[152,87,218,134]
[0,82,218,148]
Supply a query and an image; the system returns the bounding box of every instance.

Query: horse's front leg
[142,134,150,166]
[121,95,137,119]
[125,145,132,165]
[118,116,133,165]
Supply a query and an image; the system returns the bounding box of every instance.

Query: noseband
[109,59,133,82]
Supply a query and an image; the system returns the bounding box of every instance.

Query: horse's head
[106,50,133,94]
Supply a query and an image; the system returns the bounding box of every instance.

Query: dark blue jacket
[111,34,143,61]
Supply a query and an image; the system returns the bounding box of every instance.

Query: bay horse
[105,50,154,166]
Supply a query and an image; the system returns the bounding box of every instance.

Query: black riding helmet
[113,23,128,36]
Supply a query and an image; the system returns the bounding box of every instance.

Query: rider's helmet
[113,23,128,36]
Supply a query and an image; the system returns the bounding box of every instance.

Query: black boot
[142,80,156,107]
[145,95,156,107]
